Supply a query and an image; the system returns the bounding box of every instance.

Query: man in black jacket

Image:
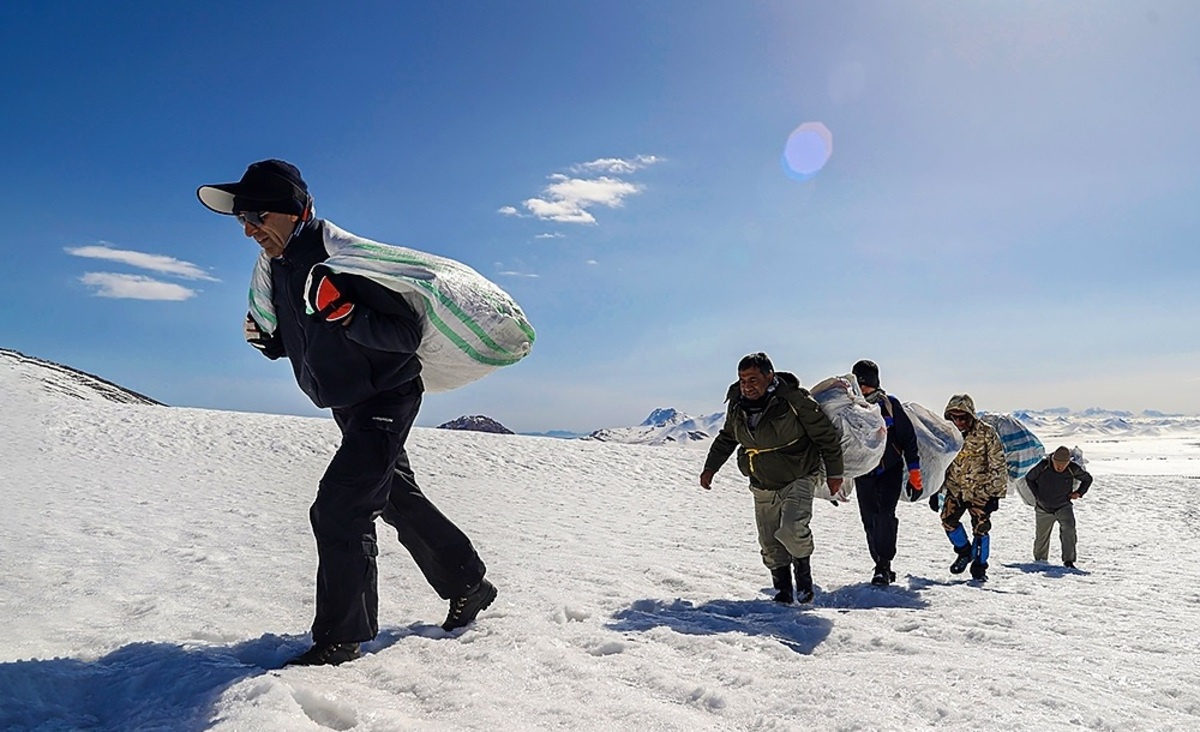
[1024,446,1093,568]
[850,360,921,586]
[198,160,496,666]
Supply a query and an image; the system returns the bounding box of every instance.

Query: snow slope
[1,362,1198,731]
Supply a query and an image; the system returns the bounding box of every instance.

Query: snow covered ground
[2,364,1198,731]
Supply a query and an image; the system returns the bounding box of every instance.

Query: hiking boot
[871,562,892,587]
[285,642,360,667]
[770,565,794,603]
[970,561,989,582]
[442,579,498,631]
[1063,560,1076,569]
[793,557,814,604]
[950,546,972,575]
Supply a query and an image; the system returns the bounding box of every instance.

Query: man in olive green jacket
[700,352,845,604]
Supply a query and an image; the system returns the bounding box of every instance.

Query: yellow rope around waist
[744,437,800,476]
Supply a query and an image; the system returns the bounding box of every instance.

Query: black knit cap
[852,359,880,389]
[197,159,310,217]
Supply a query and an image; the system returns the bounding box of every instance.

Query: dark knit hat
[1051,446,1071,465]
[852,359,880,389]
[197,159,310,217]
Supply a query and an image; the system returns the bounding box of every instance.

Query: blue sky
[2,1,1197,432]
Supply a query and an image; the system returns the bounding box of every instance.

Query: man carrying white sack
[197,160,496,666]
[850,359,921,587]
[935,394,1007,583]
[1025,446,1093,568]
[700,352,845,605]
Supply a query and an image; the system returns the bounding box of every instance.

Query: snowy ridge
[0,348,162,406]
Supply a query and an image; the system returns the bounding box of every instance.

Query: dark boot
[769,565,793,603]
[285,642,361,667]
[871,561,893,586]
[793,557,814,604]
[969,535,990,582]
[950,545,972,574]
[442,579,498,631]
[948,524,972,574]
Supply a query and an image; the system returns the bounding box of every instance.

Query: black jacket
[860,392,920,478]
[1024,458,1093,511]
[258,219,422,408]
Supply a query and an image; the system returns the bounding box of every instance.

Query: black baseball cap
[197,159,310,217]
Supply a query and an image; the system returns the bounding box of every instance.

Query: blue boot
[970,535,990,581]
[947,525,972,574]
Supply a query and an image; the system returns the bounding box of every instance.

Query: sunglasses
[235,211,269,227]
[947,413,972,423]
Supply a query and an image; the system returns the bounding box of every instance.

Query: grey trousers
[1034,503,1077,564]
[750,475,816,569]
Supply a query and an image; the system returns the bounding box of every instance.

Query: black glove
[983,496,1000,513]
[244,313,284,359]
[929,491,941,512]
[305,267,356,322]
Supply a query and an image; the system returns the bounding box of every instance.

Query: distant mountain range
[576,405,1200,447]
[4,348,1196,444]
[582,407,726,447]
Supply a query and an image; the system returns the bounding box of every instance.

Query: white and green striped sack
[249,221,535,393]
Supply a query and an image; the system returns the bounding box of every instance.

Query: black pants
[310,379,486,645]
[854,463,904,567]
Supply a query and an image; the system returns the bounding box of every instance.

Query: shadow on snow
[608,583,929,654]
[0,625,434,731]
[605,582,923,655]
[607,597,834,655]
[1004,561,1092,577]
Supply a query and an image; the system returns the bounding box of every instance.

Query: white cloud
[79,272,198,301]
[534,232,564,240]
[571,155,661,175]
[506,155,661,225]
[496,270,539,278]
[66,244,218,281]
[522,175,642,224]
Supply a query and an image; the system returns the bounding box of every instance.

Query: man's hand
[699,469,716,490]
[244,313,273,351]
[929,491,941,512]
[827,477,845,500]
[306,269,355,323]
[1069,491,1082,500]
[907,468,923,500]
[983,496,1000,513]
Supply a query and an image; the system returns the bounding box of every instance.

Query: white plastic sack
[249,221,535,393]
[809,374,887,501]
[900,402,963,502]
[979,412,1045,507]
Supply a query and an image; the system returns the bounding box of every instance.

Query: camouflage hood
[944,393,976,421]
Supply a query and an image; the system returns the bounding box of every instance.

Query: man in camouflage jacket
[700,352,844,604]
[936,393,1007,581]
